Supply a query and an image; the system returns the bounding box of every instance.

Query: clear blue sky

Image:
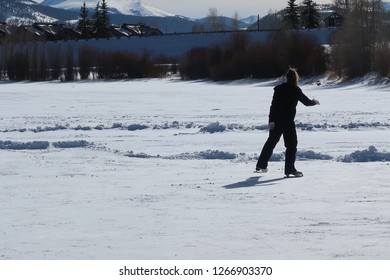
[145,0,332,18]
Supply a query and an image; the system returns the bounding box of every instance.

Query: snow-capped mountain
[40,0,176,17]
[0,0,78,24]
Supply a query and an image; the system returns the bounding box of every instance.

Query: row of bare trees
[331,0,390,78]
[179,31,327,80]
[182,0,390,80]
[0,43,171,81]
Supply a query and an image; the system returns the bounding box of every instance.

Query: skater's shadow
[222,176,286,189]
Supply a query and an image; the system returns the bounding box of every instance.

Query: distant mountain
[40,0,176,17]
[240,15,260,26]
[0,0,78,24]
[0,0,255,33]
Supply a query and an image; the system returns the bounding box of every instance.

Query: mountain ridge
[40,0,177,17]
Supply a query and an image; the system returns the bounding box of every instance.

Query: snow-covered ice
[1,77,390,259]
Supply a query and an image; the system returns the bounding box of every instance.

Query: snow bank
[126,149,238,160]
[125,148,390,162]
[52,140,91,149]
[194,150,237,160]
[31,125,68,133]
[297,150,333,160]
[199,122,227,133]
[0,140,50,150]
[268,150,332,161]
[339,146,390,162]
[125,149,333,161]
[3,121,390,134]
[127,124,149,131]
[0,140,92,150]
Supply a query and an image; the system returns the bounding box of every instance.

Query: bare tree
[206,7,226,32]
[331,0,387,77]
[232,12,240,31]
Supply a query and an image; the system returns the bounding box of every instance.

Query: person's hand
[312,99,320,105]
[269,122,275,130]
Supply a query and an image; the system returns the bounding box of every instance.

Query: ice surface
[1,77,390,259]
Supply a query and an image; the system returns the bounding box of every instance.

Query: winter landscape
[1,75,390,259]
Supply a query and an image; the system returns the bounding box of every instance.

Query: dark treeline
[179,31,328,81]
[0,43,172,81]
[2,27,390,82]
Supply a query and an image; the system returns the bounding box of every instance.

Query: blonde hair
[286,68,299,86]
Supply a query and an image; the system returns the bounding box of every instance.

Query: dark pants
[256,122,298,174]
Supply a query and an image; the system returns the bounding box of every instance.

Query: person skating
[255,68,320,177]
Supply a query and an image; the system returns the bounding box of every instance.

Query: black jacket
[269,83,316,124]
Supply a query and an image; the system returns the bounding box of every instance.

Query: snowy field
[1,77,390,260]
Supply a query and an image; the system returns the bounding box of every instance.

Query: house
[323,12,344,28]
[0,22,163,43]
[121,24,163,36]
[33,23,81,41]
[109,25,131,38]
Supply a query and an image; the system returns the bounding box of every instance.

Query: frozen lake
[1,77,390,259]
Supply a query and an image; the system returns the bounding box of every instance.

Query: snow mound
[125,149,334,161]
[268,150,332,161]
[200,122,227,133]
[168,150,238,160]
[126,149,238,160]
[0,140,50,150]
[297,150,333,160]
[127,124,149,131]
[195,150,237,160]
[31,125,69,133]
[125,151,152,158]
[0,140,91,150]
[4,121,390,135]
[52,140,91,148]
[339,146,390,162]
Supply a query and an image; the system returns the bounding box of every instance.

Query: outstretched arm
[297,88,320,106]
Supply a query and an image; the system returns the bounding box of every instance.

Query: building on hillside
[33,23,81,41]
[0,22,163,43]
[121,24,163,36]
[109,25,131,38]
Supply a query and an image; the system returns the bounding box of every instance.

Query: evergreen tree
[92,2,102,37]
[100,0,111,37]
[301,0,320,29]
[92,0,111,38]
[76,2,91,39]
[284,0,300,29]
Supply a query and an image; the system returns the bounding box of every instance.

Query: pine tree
[92,0,111,38]
[301,0,320,29]
[76,2,91,39]
[283,0,300,29]
[92,2,102,37]
[100,0,111,37]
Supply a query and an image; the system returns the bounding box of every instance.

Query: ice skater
[255,68,320,177]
